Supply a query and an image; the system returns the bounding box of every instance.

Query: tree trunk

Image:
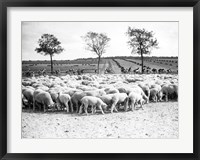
[141,52,144,74]
[50,54,53,74]
[97,56,101,74]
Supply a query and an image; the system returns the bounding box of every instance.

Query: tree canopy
[35,34,64,56]
[82,32,110,57]
[126,27,158,55]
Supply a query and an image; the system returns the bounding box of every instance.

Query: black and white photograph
[21,21,178,139]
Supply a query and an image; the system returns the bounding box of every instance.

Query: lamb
[22,88,34,109]
[79,96,107,115]
[33,89,55,112]
[127,92,145,111]
[57,93,73,113]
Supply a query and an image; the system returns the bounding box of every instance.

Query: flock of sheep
[22,74,178,115]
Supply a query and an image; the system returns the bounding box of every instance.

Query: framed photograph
[0,0,199,159]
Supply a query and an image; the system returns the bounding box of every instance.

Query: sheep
[98,94,113,106]
[138,85,150,98]
[36,85,49,91]
[82,75,93,81]
[110,93,128,113]
[22,88,34,109]
[127,92,145,111]
[97,94,118,113]
[63,89,81,97]
[104,87,119,94]
[49,91,59,103]
[76,85,94,91]
[150,84,162,90]
[161,84,177,101]
[117,86,133,95]
[71,89,106,112]
[25,86,35,91]
[57,93,73,113]
[172,84,178,100]
[84,89,106,97]
[150,88,163,102]
[128,87,149,104]
[71,91,88,112]
[33,89,55,112]
[79,96,107,115]
[49,91,62,110]
[22,93,28,108]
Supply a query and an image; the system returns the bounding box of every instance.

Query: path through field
[99,59,109,74]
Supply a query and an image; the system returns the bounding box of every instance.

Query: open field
[22,57,178,75]
[22,101,178,139]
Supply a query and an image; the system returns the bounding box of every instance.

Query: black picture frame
[0,0,199,159]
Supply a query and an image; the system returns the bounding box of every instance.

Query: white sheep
[104,87,119,94]
[128,92,145,111]
[33,89,55,112]
[110,93,128,113]
[22,88,34,109]
[57,93,73,113]
[128,87,149,104]
[79,96,107,115]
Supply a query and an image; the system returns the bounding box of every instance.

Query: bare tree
[35,34,64,74]
[82,32,110,74]
[126,27,158,73]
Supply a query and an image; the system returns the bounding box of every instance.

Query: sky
[22,22,178,60]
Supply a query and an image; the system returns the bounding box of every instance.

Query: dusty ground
[22,102,178,139]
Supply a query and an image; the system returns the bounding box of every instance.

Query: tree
[126,27,158,74]
[82,32,110,74]
[35,34,64,74]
